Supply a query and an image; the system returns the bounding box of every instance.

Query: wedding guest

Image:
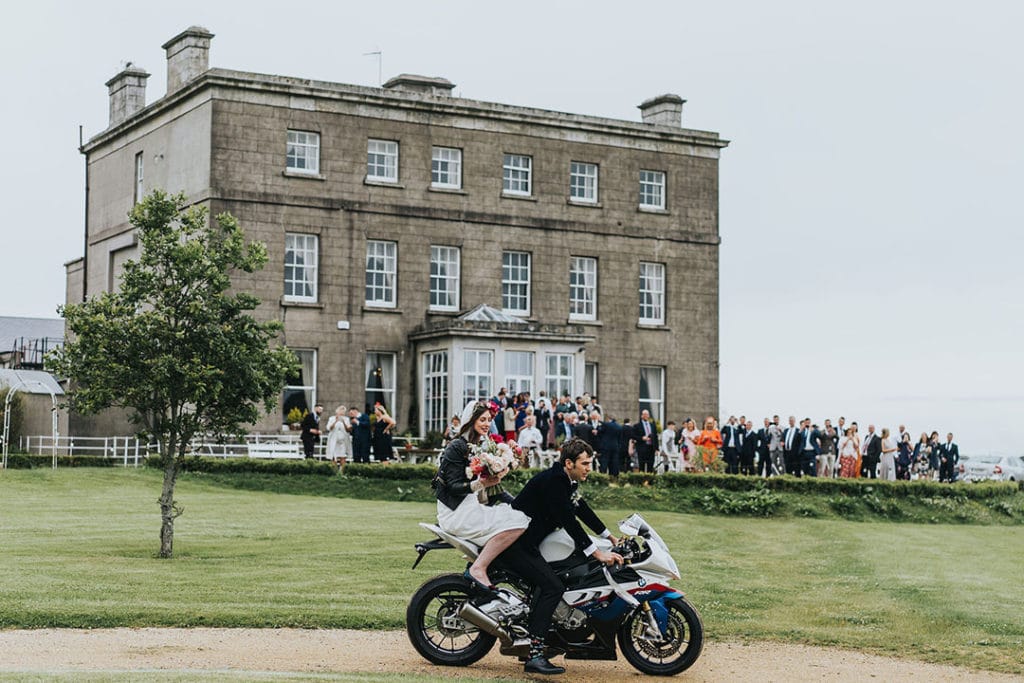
[679,418,700,471]
[928,431,942,479]
[879,427,897,481]
[861,424,881,479]
[694,416,723,469]
[325,405,352,467]
[838,427,859,478]
[896,432,914,480]
[818,426,838,478]
[372,403,396,462]
[938,432,960,482]
[912,432,932,480]
[517,414,544,466]
[739,420,759,475]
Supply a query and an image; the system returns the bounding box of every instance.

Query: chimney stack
[162,26,214,95]
[106,64,150,128]
[638,94,686,127]
[382,74,456,96]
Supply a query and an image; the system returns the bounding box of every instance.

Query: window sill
[567,199,602,209]
[282,170,326,181]
[637,322,670,331]
[638,206,670,215]
[428,185,467,195]
[280,298,324,309]
[569,318,602,326]
[501,192,537,202]
[363,305,403,314]
[428,308,461,316]
[364,178,404,188]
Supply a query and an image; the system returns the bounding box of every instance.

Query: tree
[49,191,298,558]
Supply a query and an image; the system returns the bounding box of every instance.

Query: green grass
[0,468,1021,674]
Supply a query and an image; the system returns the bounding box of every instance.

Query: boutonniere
[570,488,582,507]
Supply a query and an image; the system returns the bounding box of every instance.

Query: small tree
[49,191,297,558]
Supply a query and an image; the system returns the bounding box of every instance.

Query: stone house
[65,26,728,437]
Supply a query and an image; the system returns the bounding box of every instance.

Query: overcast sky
[2,1,1021,452]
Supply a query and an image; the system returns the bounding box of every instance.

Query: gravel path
[0,628,1017,681]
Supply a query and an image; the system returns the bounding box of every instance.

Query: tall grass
[0,468,1020,673]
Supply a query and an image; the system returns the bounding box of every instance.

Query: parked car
[958,454,1024,482]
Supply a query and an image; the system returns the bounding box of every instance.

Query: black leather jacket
[435,437,475,510]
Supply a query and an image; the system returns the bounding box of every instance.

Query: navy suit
[632,420,659,473]
[300,411,320,459]
[796,428,821,477]
[721,424,743,475]
[597,420,622,475]
[782,426,802,475]
[756,428,772,477]
[937,442,960,482]
[350,413,371,463]
[739,430,760,476]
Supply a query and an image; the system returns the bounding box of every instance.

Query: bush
[4,454,118,469]
[144,455,336,476]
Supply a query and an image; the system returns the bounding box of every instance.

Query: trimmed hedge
[4,454,119,469]
[337,463,1019,500]
[143,455,336,476]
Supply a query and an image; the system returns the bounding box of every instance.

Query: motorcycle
[406,513,703,676]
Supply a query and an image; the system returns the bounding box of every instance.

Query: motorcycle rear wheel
[406,573,497,666]
[617,597,704,676]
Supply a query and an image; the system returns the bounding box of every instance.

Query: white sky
[2,1,1021,452]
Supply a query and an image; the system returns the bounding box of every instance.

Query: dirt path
[0,628,1016,682]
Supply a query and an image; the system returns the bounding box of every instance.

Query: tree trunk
[158,459,180,558]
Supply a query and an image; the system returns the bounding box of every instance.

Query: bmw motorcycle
[406,514,703,676]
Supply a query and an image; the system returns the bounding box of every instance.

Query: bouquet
[467,436,523,504]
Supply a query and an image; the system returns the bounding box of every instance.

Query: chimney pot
[162,25,214,95]
[382,74,456,96]
[105,65,150,128]
[638,94,686,127]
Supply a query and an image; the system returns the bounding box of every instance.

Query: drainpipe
[79,125,88,303]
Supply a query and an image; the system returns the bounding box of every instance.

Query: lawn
[0,468,1020,674]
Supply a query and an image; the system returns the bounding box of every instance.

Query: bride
[435,400,529,589]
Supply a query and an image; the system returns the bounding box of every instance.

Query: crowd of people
[445,389,963,482]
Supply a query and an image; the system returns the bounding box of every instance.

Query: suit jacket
[797,428,821,456]
[513,462,607,553]
[632,420,659,456]
[598,420,621,455]
[756,428,771,456]
[300,412,320,444]
[741,431,761,459]
[351,413,371,451]
[783,426,802,456]
[938,442,960,464]
[721,424,744,451]
[863,433,882,459]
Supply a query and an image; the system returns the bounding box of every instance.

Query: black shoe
[524,655,565,675]
[463,569,497,599]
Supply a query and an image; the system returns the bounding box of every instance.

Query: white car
[958,454,1024,482]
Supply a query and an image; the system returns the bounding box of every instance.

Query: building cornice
[83,68,729,154]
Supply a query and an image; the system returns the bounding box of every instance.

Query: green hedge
[3,454,119,469]
[143,455,336,476]
[337,464,1019,500]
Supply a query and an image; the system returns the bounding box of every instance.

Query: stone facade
[68,27,727,437]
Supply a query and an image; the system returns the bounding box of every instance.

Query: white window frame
[545,353,574,400]
[463,349,494,405]
[367,139,399,182]
[639,365,665,426]
[365,352,396,414]
[365,240,397,308]
[286,130,320,175]
[284,233,319,303]
[134,151,144,204]
[502,154,532,196]
[504,351,535,396]
[283,348,317,423]
[429,245,461,312]
[501,251,531,316]
[569,161,599,203]
[422,350,449,435]
[569,256,597,321]
[431,146,462,189]
[584,362,598,397]
[639,169,666,210]
[639,261,666,325]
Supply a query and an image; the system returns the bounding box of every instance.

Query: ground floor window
[423,351,448,435]
[504,350,534,396]
[283,349,316,423]
[365,352,396,413]
[545,353,573,400]
[639,365,665,425]
[584,362,598,397]
[463,349,493,405]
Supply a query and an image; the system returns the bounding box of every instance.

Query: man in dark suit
[782,415,801,476]
[721,416,743,475]
[348,407,371,463]
[938,432,960,482]
[506,439,623,675]
[619,418,634,472]
[300,403,323,459]
[861,424,881,478]
[597,414,622,476]
[757,418,773,477]
[739,420,760,476]
[797,418,821,477]
[632,410,659,473]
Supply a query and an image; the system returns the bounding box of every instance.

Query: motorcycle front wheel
[617,597,704,676]
[406,573,497,666]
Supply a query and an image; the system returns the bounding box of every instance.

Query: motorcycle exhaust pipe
[458,602,513,646]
